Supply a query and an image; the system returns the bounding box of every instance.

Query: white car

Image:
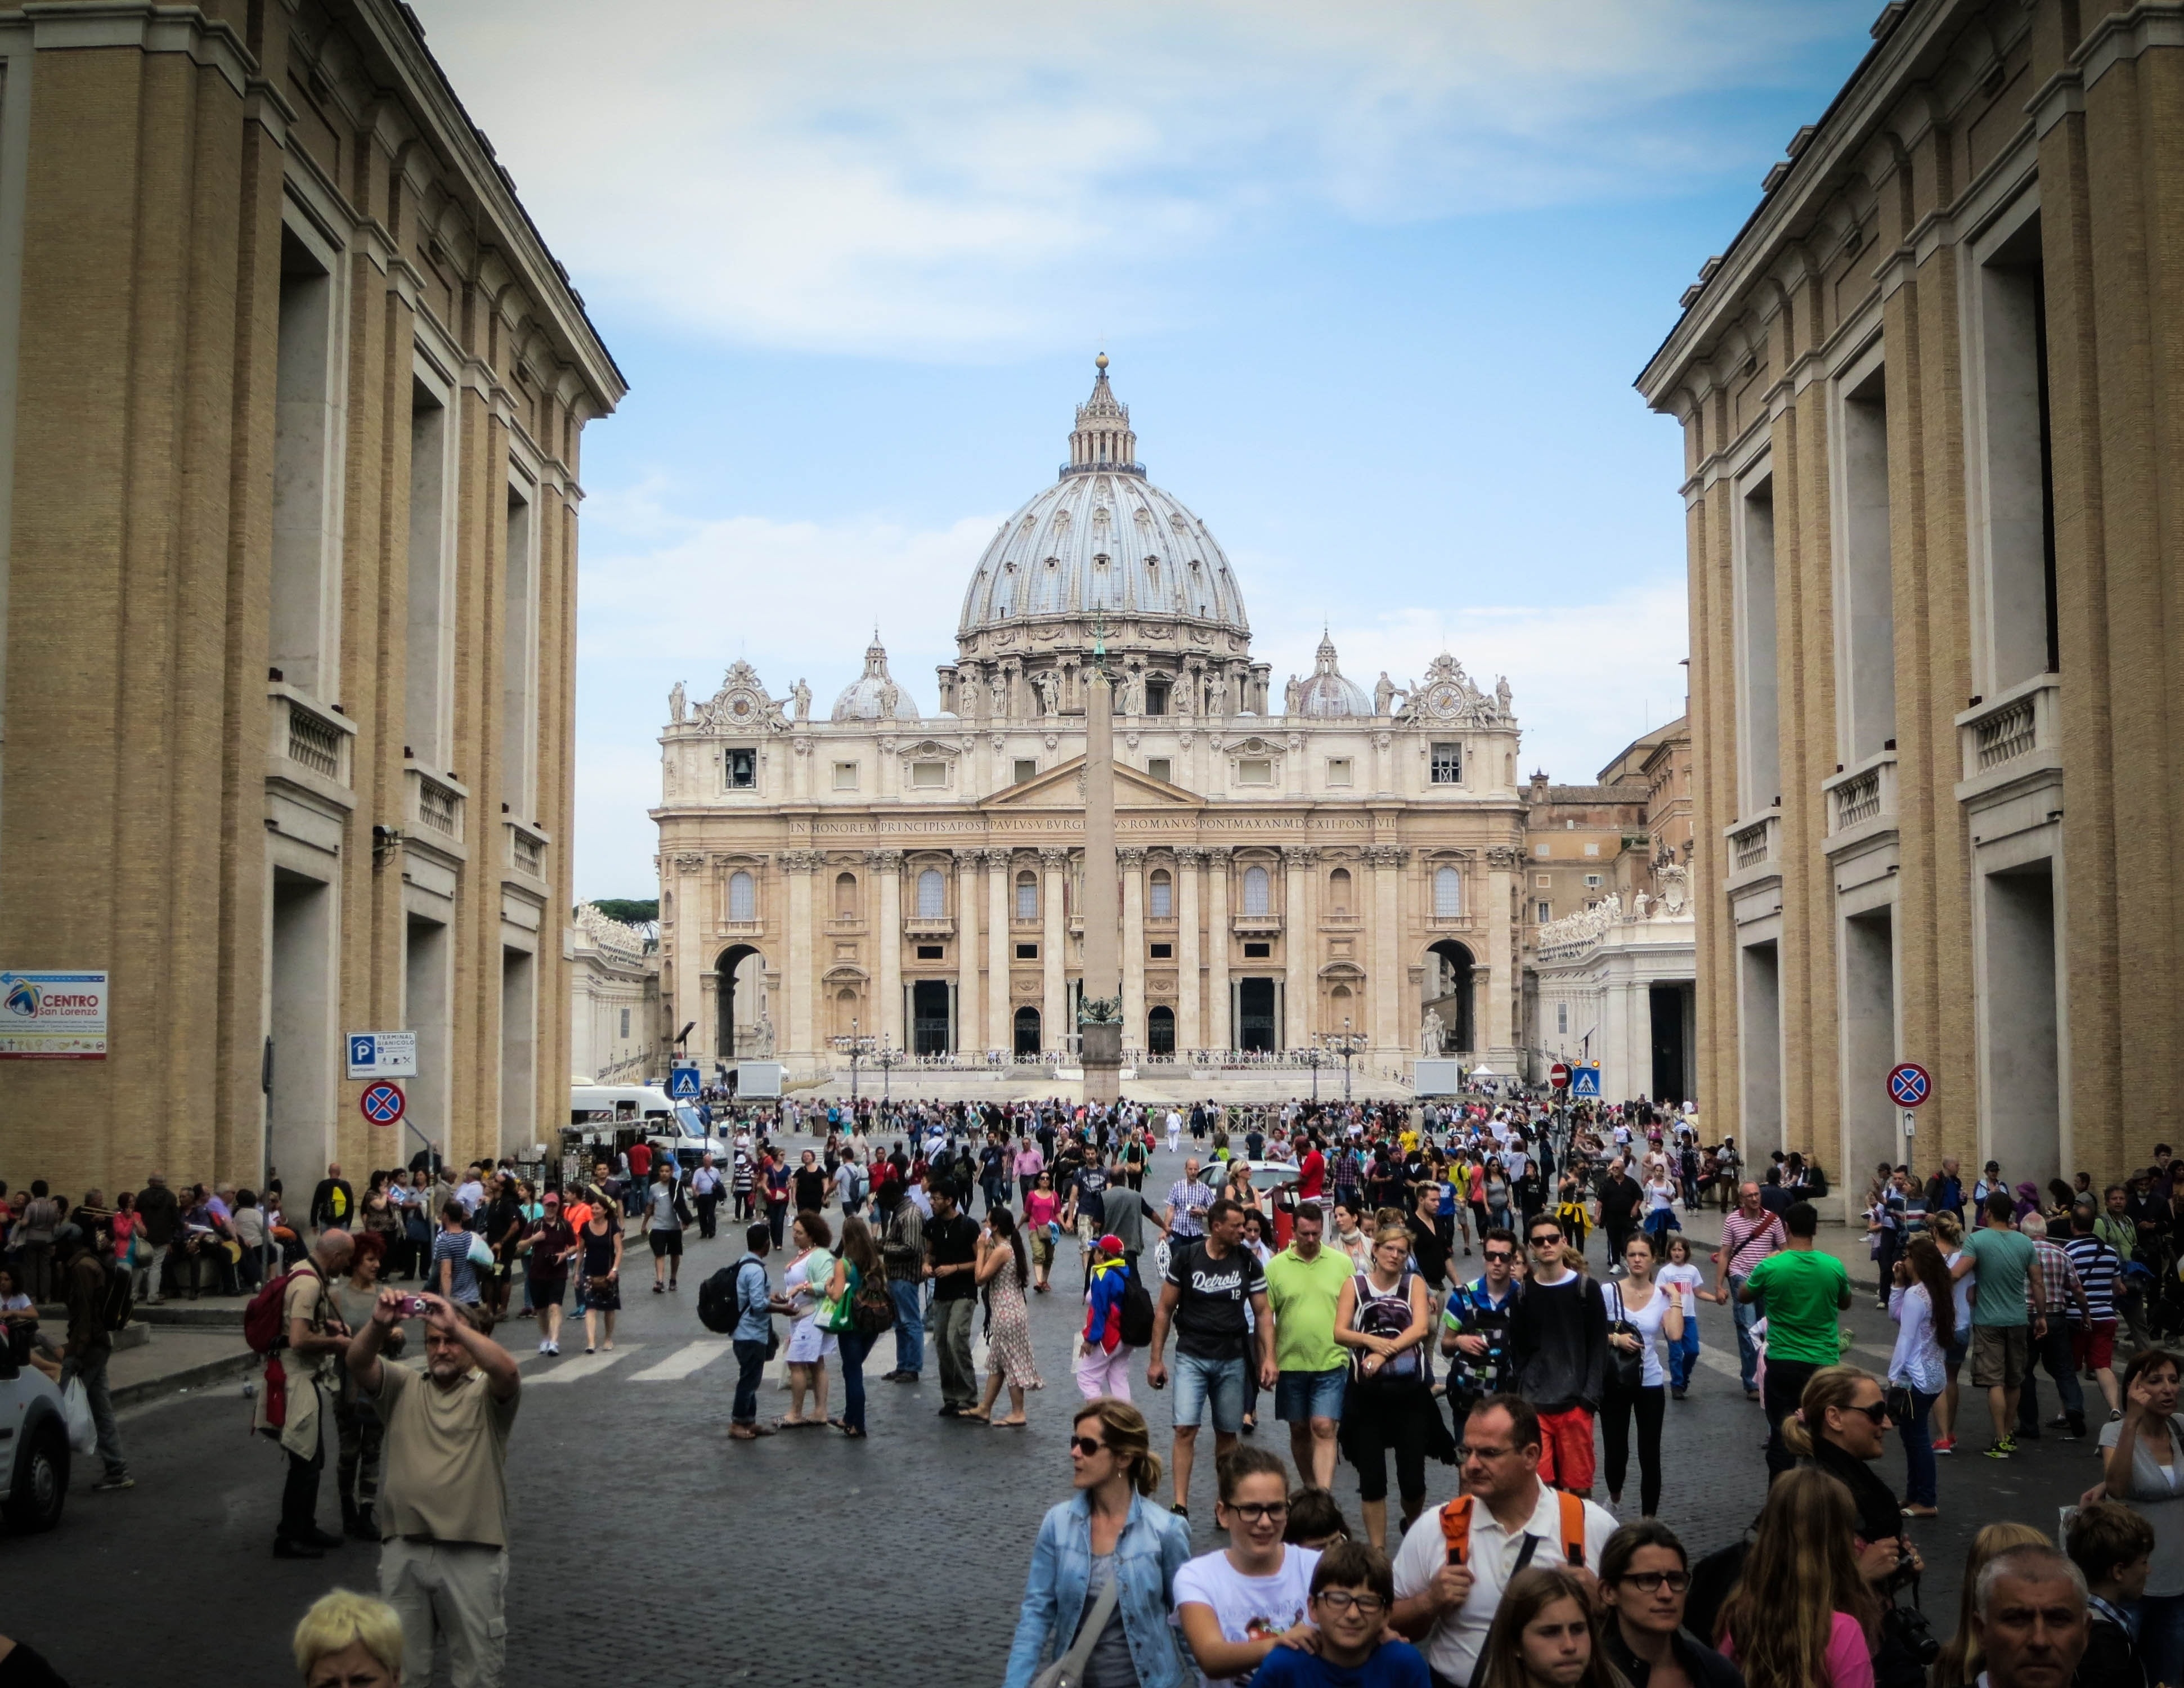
[0,1346,70,1531]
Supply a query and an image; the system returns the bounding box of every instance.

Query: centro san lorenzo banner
[0,969,109,1059]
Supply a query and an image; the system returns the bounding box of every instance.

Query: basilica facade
[652,361,1526,1089]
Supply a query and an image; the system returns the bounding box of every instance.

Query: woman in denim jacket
[1004,1396,1195,1688]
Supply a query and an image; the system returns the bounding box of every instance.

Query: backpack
[696,1265,741,1334]
[98,1255,134,1333]
[1439,1487,1587,1569]
[1117,1262,1155,1348]
[244,1265,316,1355]
[850,1262,896,1335]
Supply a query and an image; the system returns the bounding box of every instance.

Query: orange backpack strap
[1439,1494,1474,1565]
[1557,1490,1587,1569]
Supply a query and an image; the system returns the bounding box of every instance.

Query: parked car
[0,1345,69,1531]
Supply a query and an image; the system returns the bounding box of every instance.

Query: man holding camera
[348,1289,522,1688]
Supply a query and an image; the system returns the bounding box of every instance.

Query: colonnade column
[1041,848,1068,1057]
[985,848,1013,1052]
[954,850,980,1053]
[1283,846,1316,1049]
[671,852,705,1068]
[1176,846,1203,1051]
[1366,846,1403,1057]
[1206,848,1232,1050]
[1485,847,1515,1056]
[871,849,904,1050]
[783,850,818,1063]
[1120,847,1147,1050]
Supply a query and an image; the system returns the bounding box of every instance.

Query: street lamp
[832,1018,877,1106]
[873,1036,906,1107]
[1318,1018,1370,1104]
[1298,1047,1327,1104]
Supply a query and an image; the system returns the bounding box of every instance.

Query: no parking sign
[360,1081,406,1126]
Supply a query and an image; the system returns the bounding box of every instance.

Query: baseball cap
[543,1191,560,1205]
[1098,1233,1124,1255]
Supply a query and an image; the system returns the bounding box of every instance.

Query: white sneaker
[538,1339,551,1354]
[548,1342,560,1356]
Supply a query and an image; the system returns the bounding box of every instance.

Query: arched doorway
[1147,1004,1176,1055]
[1423,940,1475,1054]
[716,944,764,1061]
[1013,1005,1042,1058]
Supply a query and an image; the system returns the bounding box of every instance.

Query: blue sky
[412,1,1877,901]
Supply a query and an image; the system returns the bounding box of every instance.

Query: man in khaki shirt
[348,1289,521,1688]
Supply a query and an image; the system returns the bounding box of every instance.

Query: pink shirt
[1723,1612,1873,1688]
[1026,1189,1060,1228]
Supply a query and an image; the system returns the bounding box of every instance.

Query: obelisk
[1079,654,1124,1103]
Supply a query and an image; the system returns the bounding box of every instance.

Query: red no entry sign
[360,1081,406,1126]
[1549,1062,1571,1090]
[1887,1063,1931,1108]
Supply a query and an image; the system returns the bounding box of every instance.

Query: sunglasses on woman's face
[1070,1436,1109,1458]
[1842,1400,1891,1425]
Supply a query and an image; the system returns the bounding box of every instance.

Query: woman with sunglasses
[1173,1444,1321,1687]
[1779,1366,1924,1592]
[1003,1397,1194,1688]
[1598,1520,1747,1688]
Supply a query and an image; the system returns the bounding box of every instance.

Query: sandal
[992,1416,1029,1428]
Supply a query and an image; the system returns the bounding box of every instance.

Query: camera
[394,1295,430,1318]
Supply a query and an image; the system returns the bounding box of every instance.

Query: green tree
[585,897,658,926]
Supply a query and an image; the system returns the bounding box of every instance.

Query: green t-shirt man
[1962,1224,2034,1328]
[1744,1245,1851,1366]
[1263,1244,1355,1374]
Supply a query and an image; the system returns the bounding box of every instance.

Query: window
[1238,757,1273,785]
[725,747,756,789]
[1013,758,1038,783]
[1430,742,1461,784]
[1536,900,1551,922]
[1533,843,1550,858]
[1326,757,1353,787]
[1016,873,1038,921]
[916,868,945,918]
[1535,874,1552,888]
[1149,870,1173,919]
[728,870,756,921]
[834,872,858,918]
[832,761,858,791]
[1243,941,1272,958]
[915,944,944,960]
[1146,757,1172,784]
[1585,874,1604,888]
[1015,942,1039,959]
[1434,866,1461,918]
[1584,843,1600,857]
[1149,942,1173,959]
[911,760,946,788]
[1146,677,1169,716]
[619,1008,630,1039]
[1557,1003,1568,1034]
[1329,866,1352,914]
[1242,864,1271,916]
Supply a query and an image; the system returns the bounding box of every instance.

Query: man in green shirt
[1953,1191,2048,1458]
[1262,1201,1354,1488]
[1739,1200,1851,1479]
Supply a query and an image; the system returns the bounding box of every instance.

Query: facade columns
[1176,846,1204,1052]
[671,853,706,1070]
[783,851,818,1060]
[1485,847,1516,1056]
[954,850,980,1053]
[1207,849,1232,1050]
[1041,848,1069,1056]
[985,849,1012,1052]
[1367,845,1404,1054]
[870,850,904,1051]
[1120,847,1147,1049]
[1283,846,1316,1049]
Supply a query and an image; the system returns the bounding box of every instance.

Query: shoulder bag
[1604,1282,1645,1397]
[1032,1565,1121,1688]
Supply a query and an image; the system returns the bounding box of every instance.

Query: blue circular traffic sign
[360,1081,406,1126]
[1887,1063,1930,1108]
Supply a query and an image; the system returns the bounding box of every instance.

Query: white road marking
[529,1346,642,1384]
[630,1341,730,1381]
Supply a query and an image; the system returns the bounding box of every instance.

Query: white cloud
[412,0,1865,356]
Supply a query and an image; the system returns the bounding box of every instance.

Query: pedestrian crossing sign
[669,1066,700,1099]
[1571,1064,1602,1099]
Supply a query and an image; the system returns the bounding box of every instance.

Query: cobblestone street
[2,1137,2107,1685]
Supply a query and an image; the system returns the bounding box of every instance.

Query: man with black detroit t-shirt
[1148,1196,1276,1519]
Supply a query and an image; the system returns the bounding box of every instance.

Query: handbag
[1604,1283,1645,1396]
[1883,1382,1916,1426]
[1032,1565,1121,1688]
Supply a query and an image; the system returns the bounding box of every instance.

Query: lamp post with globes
[1319,1018,1370,1104]
[833,1019,877,1108]
[1298,1047,1328,1105]
[873,1037,907,1108]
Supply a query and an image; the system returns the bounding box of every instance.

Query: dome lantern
[1064,353,1140,477]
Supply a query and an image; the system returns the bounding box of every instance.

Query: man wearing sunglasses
[1508,1219,1608,1496]
[1441,1227,1522,1416]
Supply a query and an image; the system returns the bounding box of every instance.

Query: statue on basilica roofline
[669,680,687,725]
[988,669,1010,717]
[1374,672,1402,717]
[1284,675,1302,715]
[792,679,811,721]
[1495,675,1513,719]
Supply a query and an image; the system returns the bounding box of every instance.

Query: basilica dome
[831,634,921,722]
[1294,633,1373,718]
[957,357,1249,644]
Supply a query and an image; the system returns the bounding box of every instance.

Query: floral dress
[986,1247,1043,1390]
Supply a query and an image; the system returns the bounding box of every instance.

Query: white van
[569,1083,718,1168]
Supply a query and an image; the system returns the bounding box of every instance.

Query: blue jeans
[1666,1323,1700,1392]
[1171,1353,1246,1434]
[891,1277,925,1375]
[1729,1276,1759,1391]
[838,1327,877,1433]
[1897,1386,1939,1506]
[731,1339,768,1425]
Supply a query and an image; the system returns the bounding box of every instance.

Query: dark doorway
[1147,1004,1176,1054]
[716,944,761,1060]
[1649,984,1689,1106]
[912,979,952,1056]
[1425,940,1475,1053]
[1013,1005,1042,1058]
[1239,978,1277,1052]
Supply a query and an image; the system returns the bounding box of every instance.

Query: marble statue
[877,679,899,719]
[1634,889,1650,920]
[1284,675,1302,715]
[1495,676,1512,717]
[1208,671,1228,715]
[1374,672,1396,716]
[792,678,811,721]
[1421,1007,1445,1055]
[755,1011,775,1057]
[988,670,1009,716]
[668,681,687,724]
[1032,670,1057,715]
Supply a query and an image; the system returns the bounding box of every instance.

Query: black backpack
[1118,1262,1155,1349]
[698,1255,779,1358]
[100,1255,135,1333]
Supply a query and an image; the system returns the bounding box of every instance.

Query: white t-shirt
[1608,1279,1675,1388]
[1657,1263,1704,1330]
[1391,1487,1618,1686]
[1171,1544,1320,1688]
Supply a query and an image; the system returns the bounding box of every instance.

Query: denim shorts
[1274,1367,1347,1423]
[1171,1352,1246,1433]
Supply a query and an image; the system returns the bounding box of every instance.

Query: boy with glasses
[1509,1219,1608,1495]
[1253,1539,1431,1687]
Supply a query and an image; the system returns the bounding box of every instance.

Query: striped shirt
[1164,1179,1216,1240]
[2064,1234,2123,1322]
[2028,1236,2082,1318]
[1720,1208,1785,1279]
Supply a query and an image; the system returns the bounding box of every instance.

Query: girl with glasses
[1173,1445,1321,1687]
[1598,1520,1745,1688]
